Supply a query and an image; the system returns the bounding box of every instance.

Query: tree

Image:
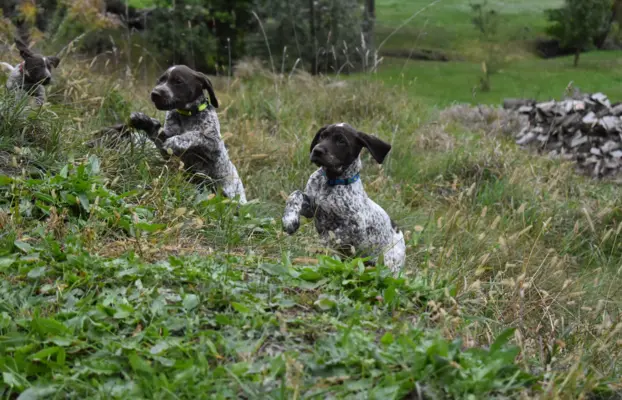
[362,0,375,68]
[546,0,611,67]
[470,1,501,92]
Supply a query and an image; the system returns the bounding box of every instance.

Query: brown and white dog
[283,123,406,273]
[129,65,247,203]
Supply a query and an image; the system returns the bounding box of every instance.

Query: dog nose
[312,147,325,156]
[310,147,325,161]
[150,90,163,101]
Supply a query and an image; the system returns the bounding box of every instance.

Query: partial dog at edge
[0,39,60,106]
[282,123,406,274]
[129,65,247,203]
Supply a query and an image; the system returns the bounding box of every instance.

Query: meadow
[0,0,620,398]
[373,0,622,106]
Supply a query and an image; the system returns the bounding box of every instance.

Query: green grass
[376,0,563,57]
[367,51,622,106]
[0,54,621,398]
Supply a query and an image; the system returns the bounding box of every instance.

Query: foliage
[50,0,122,54]
[144,0,254,73]
[546,0,612,66]
[0,235,539,398]
[249,0,368,74]
[0,156,163,238]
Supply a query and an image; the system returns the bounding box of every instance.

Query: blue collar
[322,171,360,186]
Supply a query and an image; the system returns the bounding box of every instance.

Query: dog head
[150,65,219,111]
[16,39,59,86]
[309,123,391,176]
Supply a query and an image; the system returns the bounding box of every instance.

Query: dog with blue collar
[282,123,406,274]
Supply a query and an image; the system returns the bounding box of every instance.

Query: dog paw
[129,112,159,133]
[164,136,192,153]
[282,213,300,235]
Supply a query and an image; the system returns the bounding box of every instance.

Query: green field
[370,51,622,106]
[376,0,563,56]
[372,0,622,105]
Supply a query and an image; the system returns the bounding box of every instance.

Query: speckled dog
[0,40,60,106]
[283,123,406,273]
[129,65,246,203]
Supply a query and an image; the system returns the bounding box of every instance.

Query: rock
[561,113,582,129]
[582,112,598,125]
[611,103,622,116]
[516,132,537,145]
[591,93,611,108]
[536,101,556,115]
[601,140,620,153]
[518,105,534,114]
[605,158,621,169]
[498,92,622,178]
[599,116,621,133]
[611,150,622,159]
[570,133,589,148]
[503,98,536,110]
[537,134,549,143]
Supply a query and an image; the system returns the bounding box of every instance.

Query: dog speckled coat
[283,123,406,273]
[129,65,246,203]
[0,40,60,105]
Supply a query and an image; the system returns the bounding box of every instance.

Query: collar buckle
[176,102,208,116]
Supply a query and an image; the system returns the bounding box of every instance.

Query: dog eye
[337,137,347,145]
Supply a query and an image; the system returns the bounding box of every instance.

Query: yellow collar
[176,102,208,116]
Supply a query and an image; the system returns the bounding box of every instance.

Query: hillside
[0,56,620,398]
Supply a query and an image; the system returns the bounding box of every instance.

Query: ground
[0,1,621,399]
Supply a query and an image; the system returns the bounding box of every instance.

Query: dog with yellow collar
[129,65,247,204]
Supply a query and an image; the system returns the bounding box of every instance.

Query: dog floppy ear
[310,125,329,154]
[194,71,219,108]
[15,38,34,59]
[46,56,60,68]
[355,130,392,164]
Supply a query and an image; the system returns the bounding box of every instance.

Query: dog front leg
[33,86,46,106]
[129,112,171,157]
[282,190,313,235]
[162,130,204,156]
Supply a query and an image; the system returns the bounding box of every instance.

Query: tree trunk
[573,49,580,67]
[362,0,375,69]
[309,0,317,75]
